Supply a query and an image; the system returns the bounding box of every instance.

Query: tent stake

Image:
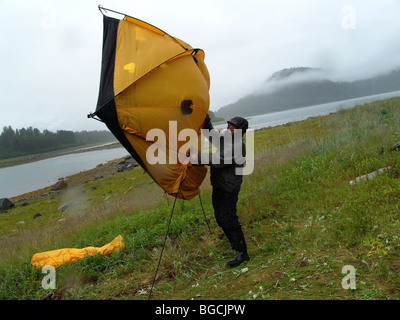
[148,194,178,300]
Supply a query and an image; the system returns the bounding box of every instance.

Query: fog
[1,0,400,131]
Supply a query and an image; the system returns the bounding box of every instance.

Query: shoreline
[5,119,296,203]
[0,141,121,169]
[3,115,330,202]
[8,154,136,202]
[5,94,400,202]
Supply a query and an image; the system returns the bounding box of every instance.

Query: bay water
[215,91,400,130]
[0,148,128,198]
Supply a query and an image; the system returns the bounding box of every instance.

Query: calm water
[1,91,399,198]
[0,148,128,198]
[215,91,400,130]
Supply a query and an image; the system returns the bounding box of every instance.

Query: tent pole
[199,194,211,234]
[98,5,126,17]
[148,194,178,300]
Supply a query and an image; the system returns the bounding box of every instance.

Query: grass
[2,97,400,300]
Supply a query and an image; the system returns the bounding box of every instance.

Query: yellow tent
[90,8,210,200]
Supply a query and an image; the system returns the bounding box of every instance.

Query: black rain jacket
[202,116,248,193]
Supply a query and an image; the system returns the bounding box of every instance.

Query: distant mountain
[267,67,322,81]
[214,67,400,120]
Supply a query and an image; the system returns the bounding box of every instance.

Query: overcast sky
[1,0,400,132]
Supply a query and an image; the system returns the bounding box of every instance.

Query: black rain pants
[211,187,241,232]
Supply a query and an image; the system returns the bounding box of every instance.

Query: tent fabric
[94,13,210,200]
[31,235,124,268]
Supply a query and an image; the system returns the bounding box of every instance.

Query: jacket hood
[227,117,249,135]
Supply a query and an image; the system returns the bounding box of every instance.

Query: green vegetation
[0,126,116,160]
[2,97,400,300]
[208,110,224,123]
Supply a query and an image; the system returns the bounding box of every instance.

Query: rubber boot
[227,228,250,267]
[221,227,235,256]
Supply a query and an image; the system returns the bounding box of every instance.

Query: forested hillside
[0,126,116,159]
[215,68,400,119]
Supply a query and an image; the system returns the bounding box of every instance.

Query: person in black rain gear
[200,114,250,267]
